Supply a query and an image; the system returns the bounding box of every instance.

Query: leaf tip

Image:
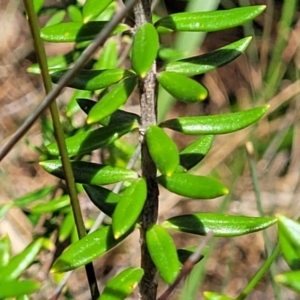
[223,187,229,195]
[86,117,94,125]
[113,231,122,239]
[199,92,208,101]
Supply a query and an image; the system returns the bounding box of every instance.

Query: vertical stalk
[133,1,159,299]
[23,1,99,298]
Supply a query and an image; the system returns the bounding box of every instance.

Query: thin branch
[0,0,139,162]
[133,1,159,300]
[23,0,99,298]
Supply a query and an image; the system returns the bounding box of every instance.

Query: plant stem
[237,245,281,300]
[133,1,159,299]
[23,1,99,298]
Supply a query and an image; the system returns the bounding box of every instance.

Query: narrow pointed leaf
[66,89,91,117]
[83,184,120,216]
[95,39,118,69]
[146,125,179,176]
[276,271,300,293]
[0,238,44,280]
[83,0,113,23]
[52,225,133,272]
[162,213,277,237]
[278,215,300,269]
[46,122,136,157]
[177,246,209,264]
[157,72,208,103]
[30,195,70,214]
[58,212,74,242]
[158,47,187,61]
[204,292,234,300]
[13,186,55,208]
[77,99,140,127]
[132,23,159,78]
[28,53,74,74]
[180,135,214,170]
[155,6,265,32]
[40,160,138,185]
[87,76,137,124]
[51,68,129,90]
[112,179,147,239]
[67,5,83,23]
[0,235,11,268]
[160,106,268,135]
[0,280,40,298]
[157,173,228,199]
[146,225,181,284]
[100,267,144,300]
[33,0,44,13]
[45,10,66,27]
[165,37,252,76]
[41,21,129,43]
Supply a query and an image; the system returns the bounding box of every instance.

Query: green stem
[23,1,99,298]
[264,0,297,99]
[246,142,281,299]
[237,245,281,300]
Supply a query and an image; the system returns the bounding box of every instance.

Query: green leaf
[146,125,179,176]
[0,235,11,268]
[13,186,55,208]
[33,0,44,13]
[177,246,208,265]
[83,185,120,216]
[155,6,265,32]
[165,37,252,76]
[180,135,214,170]
[157,173,228,199]
[160,106,268,135]
[99,267,144,300]
[51,68,130,91]
[158,47,187,62]
[77,99,140,127]
[28,53,74,74]
[0,238,44,280]
[146,225,181,284]
[30,195,70,214]
[94,38,118,69]
[157,72,208,103]
[46,122,136,157]
[58,212,74,242]
[67,5,83,23]
[162,213,277,237]
[276,271,300,293]
[132,23,159,78]
[83,0,113,23]
[40,160,138,185]
[87,77,137,124]
[16,294,31,300]
[112,178,147,239]
[0,280,40,298]
[203,291,234,300]
[66,89,92,117]
[277,215,300,269]
[52,225,133,272]
[41,21,129,43]
[45,10,66,27]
